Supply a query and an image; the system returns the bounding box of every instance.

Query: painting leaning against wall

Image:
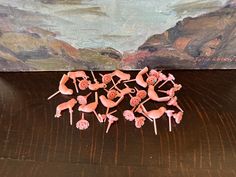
[0,0,235,71]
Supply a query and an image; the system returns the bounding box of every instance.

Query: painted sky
[0,0,228,51]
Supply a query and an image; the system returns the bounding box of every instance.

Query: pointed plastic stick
[153,118,157,135]
[69,109,73,125]
[123,79,136,83]
[48,91,60,100]
[90,70,97,82]
[168,116,171,132]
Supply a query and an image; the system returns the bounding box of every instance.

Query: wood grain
[0,70,236,177]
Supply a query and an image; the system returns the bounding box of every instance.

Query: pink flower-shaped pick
[123,110,135,121]
[130,96,141,107]
[135,116,145,128]
[76,113,89,130]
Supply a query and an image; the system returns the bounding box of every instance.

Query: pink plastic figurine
[138,105,166,135]
[67,71,88,93]
[55,98,77,125]
[76,113,89,130]
[135,87,147,100]
[124,67,149,88]
[78,79,90,90]
[173,111,183,124]
[158,88,176,97]
[48,74,73,100]
[78,92,101,122]
[77,93,92,105]
[106,89,118,100]
[99,95,124,115]
[112,80,135,97]
[106,114,118,133]
[123,109,136,121]
[154,73,167,86]
[129,96,141,107]
[135,116,145,128]
[159,73,175,88]
[146,75,157,85]
[112,70,131,81]
[109,70,131,90]
[147,85,171,102]
[165,110,175,132]
[98,110,117,123]
[99,73,113,84]
[149,69,161,78]
[167,96,183,112]
[173,83,182,91]
[88,71,107,91]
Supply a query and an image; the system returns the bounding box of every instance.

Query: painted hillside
[0,0,235,71]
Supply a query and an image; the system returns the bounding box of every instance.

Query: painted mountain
[0,0,235,71]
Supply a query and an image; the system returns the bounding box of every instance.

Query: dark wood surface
[0,70,236,177]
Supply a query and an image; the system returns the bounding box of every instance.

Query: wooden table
[0,70,236,177]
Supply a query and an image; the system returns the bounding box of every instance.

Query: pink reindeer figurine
[124,67,149,88]
[78,92,102,122]
[55,98,77,125]
[48,74,73,100]
[138,105,166,135]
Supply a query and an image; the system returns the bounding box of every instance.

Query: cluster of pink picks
[48,67,183,135]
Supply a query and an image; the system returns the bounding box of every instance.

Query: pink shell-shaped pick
[168,73,175,81]
[173,112,183,124]
[79,79,89,90]
[102,74,112,84]
[76,119,89,130]
[149,69,160,78]
[107,89,117,100]
[174,84,182,91]
[123,110,135,121]
[135,116,145,128]
[146,76,157,85]
[107,114,119,122]
[77,95,87,105]
[136,90,147,99]
[159,73,167,81]
[130,96,141,107]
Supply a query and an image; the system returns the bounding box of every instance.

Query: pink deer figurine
[124,67,149,88]
[55,98,77,125]
[78,92,101,122]
[99,95,124,115]
[138,105,166,135]
[48,74,73,100]
[77,93,92,105]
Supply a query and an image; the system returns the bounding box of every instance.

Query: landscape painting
[0,0,235,71]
